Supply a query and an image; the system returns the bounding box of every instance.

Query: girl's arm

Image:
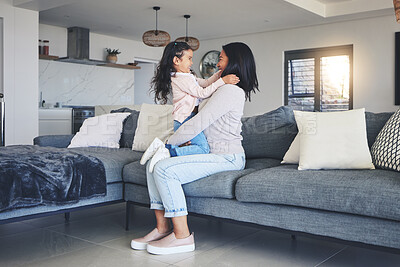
[196,71,221,87]
[177,74,240,99]
[177,74,225,99]
[167,85,243,146]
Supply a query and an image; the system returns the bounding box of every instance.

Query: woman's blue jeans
[146,153,246,217]
[165,113,210,157]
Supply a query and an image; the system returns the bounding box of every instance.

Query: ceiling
[14,0,395,41]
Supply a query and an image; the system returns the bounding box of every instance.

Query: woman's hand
[222,74,240,85]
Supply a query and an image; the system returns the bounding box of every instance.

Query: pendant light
[175,15,200,51]
[394,0,400,23]
[142,6,171,47]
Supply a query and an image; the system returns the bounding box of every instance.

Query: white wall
[0,0,38,145]
[194,15,400,116]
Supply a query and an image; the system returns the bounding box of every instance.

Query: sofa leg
[125,202,131,231]
[64,212,70,222]
[291,234,296,240]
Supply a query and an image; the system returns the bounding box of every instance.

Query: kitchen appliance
[0,93,4,146]
[57,27,106,65]
[67,106,95,134]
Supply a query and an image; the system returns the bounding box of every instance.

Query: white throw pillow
[293,108,374,170]
[68,113,130,148]
[281,134,300,164]
[132,103,174,151]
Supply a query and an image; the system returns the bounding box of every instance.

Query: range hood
[57,27,106,65]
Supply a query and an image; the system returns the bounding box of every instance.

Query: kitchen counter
[39,107,72,110]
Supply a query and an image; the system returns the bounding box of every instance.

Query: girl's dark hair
[221,42,259,101]
[151,42,192,104]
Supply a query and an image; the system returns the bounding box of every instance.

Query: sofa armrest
[33,135,74,148]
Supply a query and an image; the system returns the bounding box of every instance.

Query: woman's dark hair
[151,42,192,104]
[221,42,259,101]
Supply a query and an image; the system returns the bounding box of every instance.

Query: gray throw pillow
[110,108,140,148]
[365,111,393,148]
[241,106,298,160]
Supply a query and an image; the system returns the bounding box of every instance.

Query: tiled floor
[1,203,399,267]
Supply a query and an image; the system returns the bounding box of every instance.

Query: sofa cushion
[33,134,75,148]
[123,161,147,185]
[132,103,174,151]
[282,111,394,165]
[70,147,142,183]
[293,109,374,170]
[365,111,393,148]
[371,109,400,172]
[235,165,400,221]
[123,161,255,199]
[245,158,282,170]
[241,106,297,160]
[110,108,140,149]
[182,169,255,199]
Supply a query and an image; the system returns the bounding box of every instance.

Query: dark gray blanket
[0,145,106,211]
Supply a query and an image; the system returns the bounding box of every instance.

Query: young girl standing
[140,42,239,172]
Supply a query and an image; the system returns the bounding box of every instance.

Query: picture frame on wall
[395,32,400,105]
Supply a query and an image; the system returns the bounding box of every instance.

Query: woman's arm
[167,85,243,146]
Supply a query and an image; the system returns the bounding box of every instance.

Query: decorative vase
[106,54,118,64]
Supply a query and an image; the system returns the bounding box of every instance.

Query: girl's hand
[215,70,222,78]
[222,74,240,85]
[179,141,191,147]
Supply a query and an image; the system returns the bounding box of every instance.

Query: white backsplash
[39,60,135,106]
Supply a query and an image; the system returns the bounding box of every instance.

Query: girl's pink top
[171,72,224,123]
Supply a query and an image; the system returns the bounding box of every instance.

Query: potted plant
[105,48,121,63]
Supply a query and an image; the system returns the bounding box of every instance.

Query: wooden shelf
[38,55,140,70]
[99,63,140,70]
[39,54,59,60]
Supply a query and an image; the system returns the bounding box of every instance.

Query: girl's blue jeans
[165,113,210,157]
[146,152,246,217]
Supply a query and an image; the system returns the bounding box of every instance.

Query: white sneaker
[149,146,171,173]
[140,137,164,165]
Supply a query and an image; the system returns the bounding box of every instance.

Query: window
[284,45,353,112]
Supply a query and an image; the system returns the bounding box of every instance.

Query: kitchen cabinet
[39,108,72,135]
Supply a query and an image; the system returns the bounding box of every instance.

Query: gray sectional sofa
[2,106,399,251]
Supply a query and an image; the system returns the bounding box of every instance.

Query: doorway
[134,58,157,105]
[0,18,3,96]
[0,18,4,146]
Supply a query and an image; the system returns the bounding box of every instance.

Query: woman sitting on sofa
[130,42,259,255]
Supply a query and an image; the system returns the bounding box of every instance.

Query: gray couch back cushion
[365,111,393,148]
[241,106,298,160]
[110,108,140,149]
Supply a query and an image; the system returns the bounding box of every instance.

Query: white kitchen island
[39,108,72,135]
